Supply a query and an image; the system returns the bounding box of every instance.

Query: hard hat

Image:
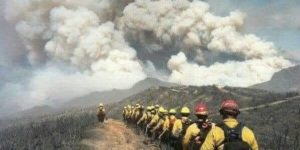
[146,106,151,111]
[99,103,104,107]
[148,106,153,110]
[169,109,176,115]
[140,105,144,110]
[195,102,208,115]
[158,107,165,113]
[180,107,191,114]
[124,106,127,109]
[155,104,160,108]
[151,109,156,114]
[162,109,168,115]
[220,99,240,114]
[135,103,140,107]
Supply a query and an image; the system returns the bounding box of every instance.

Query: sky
[206,0,300,61]
[0,0,299,116]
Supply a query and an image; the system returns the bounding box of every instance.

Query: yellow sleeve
[183,124,199,150]
[200,126,224,150]
[149,115,159,126]
[162,118,169,131]
[172,119,182,137]
[137,113,146,125]
[183,124,193,150]
[152,119,163,131]
[135,111,139,120]
[242,127,259,150]
[201,125,258,150]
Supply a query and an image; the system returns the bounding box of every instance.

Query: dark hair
[219,109,239,118]
[181,113,190,117]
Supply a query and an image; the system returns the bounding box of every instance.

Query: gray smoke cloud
[1,0,294,114]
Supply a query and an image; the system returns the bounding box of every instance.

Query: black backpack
[216,122,252,150]
[190,122,212,150]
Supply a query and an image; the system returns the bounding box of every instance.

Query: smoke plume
[2,0,293,113]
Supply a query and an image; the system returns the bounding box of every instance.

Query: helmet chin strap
[196,115,208,128]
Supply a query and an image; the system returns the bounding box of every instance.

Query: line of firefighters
[122,99,259,150]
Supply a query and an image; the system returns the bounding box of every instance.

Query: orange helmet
[195,102,208,115]
[220,99,240,114]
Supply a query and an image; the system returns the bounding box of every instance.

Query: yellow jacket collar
[223,118,239,128]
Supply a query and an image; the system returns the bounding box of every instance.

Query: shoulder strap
[216,122,244,145]
[199,123,212,141]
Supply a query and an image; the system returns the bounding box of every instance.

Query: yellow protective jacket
[97,107,105,113]
[122,109,126,116]
[126,110,132,119]
[169,115,177,130]
[172,117,190,138]
[146,113,154,124]
[162,116,170,131]
[130,109,136,119]
[200,118,258,150]
[182,122,215,150]
[148,114,160,127]
[152,116,168,133]
[134,110,142,121]
[183,123,200,150]
[137,112,147,125]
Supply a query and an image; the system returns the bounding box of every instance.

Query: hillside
[1,85,299,150]
[109,85,298,118]
[251,65,300,92]
[107,85,300,150]
[61,78,176,109]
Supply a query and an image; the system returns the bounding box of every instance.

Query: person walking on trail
[137,106,151,132]
[157,108,177,150]
[151,107,169,140]
[171,106,192,150]
[97,103,106,123]
[130,104,139,124]
[200,99,259,150]
[168,109,177,128]
[125,105,131,123]
[134,105,144,133]
[183,102,214,150]
[135,105,144,122]
[122,106,127,121]
[146,106,161,137]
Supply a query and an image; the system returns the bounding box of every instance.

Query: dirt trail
[80,119,158,150]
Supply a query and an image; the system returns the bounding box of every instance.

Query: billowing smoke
[2,0,293,113]
[118,0,293,86]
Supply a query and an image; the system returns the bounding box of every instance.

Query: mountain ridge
[251,65,300,92]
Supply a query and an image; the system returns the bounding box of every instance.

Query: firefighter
[122,106,127,121]
[146,106,161,136]
[171,106,192,150]
[97,103,106,123]
[137,106,152,132]
[151,107,168,141]
[201,99,259,150]
[183,102,213,150]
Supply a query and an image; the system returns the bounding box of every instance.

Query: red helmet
[195,102,208,115]
[220,99,239,114]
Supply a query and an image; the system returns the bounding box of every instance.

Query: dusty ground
[80,119,159,150]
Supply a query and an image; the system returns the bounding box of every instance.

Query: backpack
[216,122,252,150]
[190,122,212,150]
[181,119,192,137]
[169,117,177,131]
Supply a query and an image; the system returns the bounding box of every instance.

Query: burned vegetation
[0,85,299,150]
